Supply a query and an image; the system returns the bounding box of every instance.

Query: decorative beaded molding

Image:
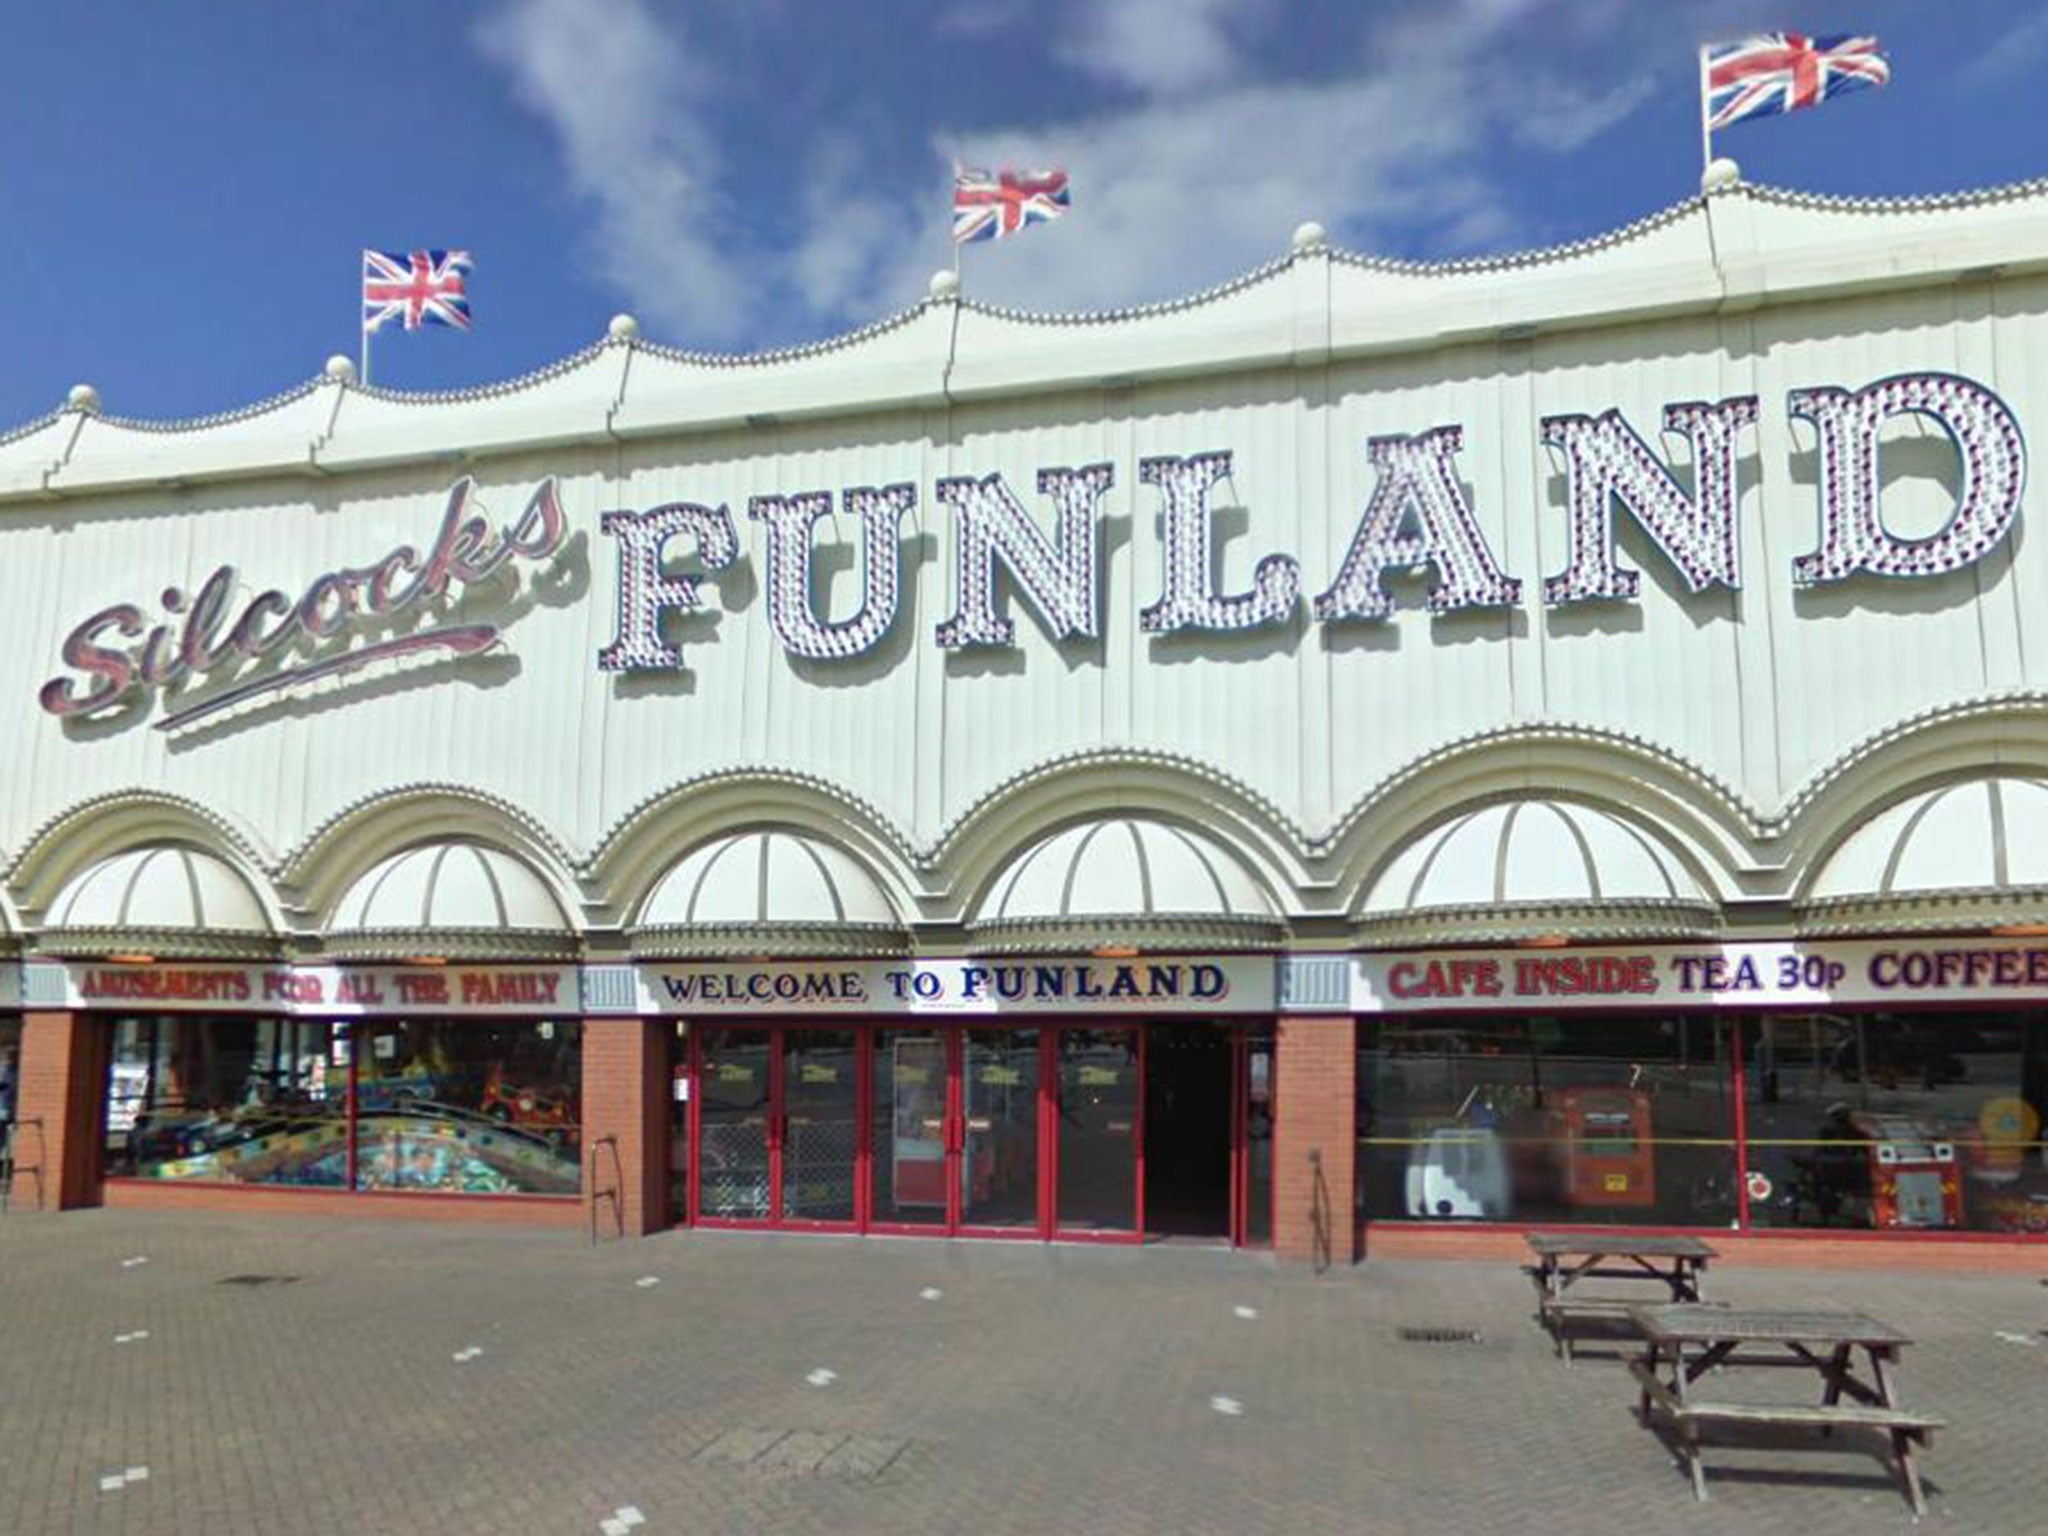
[1353,898,1721,949]
[1743,175,2048,216]
[628,300,930,370]
[1330,194,1701,278]
[589,769,919,872]
[960,255,1295,329]
[280,782,579,888]
[31,925,281,962]
[0,409,64,453]
[90,379,326,436]
[934,746,1306,859]
[963,913,1288,956]
[1778,690,2048,826]
[1794,883,2048,938]
[6,177,2044,451]
[316,927,581,963]
[339,341,612,409]
[627,921,912,961]
[5,789,275,887]
[1318,722,1763,852]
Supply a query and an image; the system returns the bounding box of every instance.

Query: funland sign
[39,371,2027,729]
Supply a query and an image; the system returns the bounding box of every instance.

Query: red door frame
[689,1023,860,1232]
[956,1024,1047,1241]
[1049,1023,1146,1245]
[683,1017,1271,1248]
[867,1025,964,1237]
[775,1025,862,1233]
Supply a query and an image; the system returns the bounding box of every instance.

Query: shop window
[353,1019,581,1195]
[1742,1012,2048,1234]
[1357,1014,1737,1227]
[103,1016,348,1187]
[101,1016,582,1196]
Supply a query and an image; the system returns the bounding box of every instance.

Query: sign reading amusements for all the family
[26,938,2048,1018]
[34,372,2028,730]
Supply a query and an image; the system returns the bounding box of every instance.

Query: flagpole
[358,250,371,386]
[1698,43,1714,175]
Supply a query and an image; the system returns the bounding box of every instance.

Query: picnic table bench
[1628,1303,1944,1514]
[1525,1232,1716,1362]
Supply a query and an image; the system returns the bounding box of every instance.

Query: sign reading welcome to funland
[31,939,2048,1019]
[36,372,2027,731]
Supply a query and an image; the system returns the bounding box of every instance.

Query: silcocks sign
[38,371,2027,729]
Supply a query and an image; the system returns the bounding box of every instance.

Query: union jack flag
[952,167,1071,245]
[362,249,474,334]
[1705,34,1889,133]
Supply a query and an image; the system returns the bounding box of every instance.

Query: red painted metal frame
[954,1024,1047,1241]
[1050,1023,1146,1245]
[774,1026,861,1233]
[864,1026,964,1237]
[680,1017,1268,1248]
[688,1024,776,1230]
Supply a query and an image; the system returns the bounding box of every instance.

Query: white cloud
[1962,3,2048,82]
[473,0,752,342]
[1055,0,1261,96]
[479,0,1749,344]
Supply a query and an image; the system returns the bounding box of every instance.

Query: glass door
[962,1027,1043,1235]
[1237,1026,1275,1247]
[1054,1027,1142,1238]
[780,1028,860,1226]
[695,1026,774,1223]
[870,1028,957,1232]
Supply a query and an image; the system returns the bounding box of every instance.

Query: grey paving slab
[0,1208,2045,1534]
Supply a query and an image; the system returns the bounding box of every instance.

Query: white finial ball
[607,313,640,342]
[66,383,100,413]
[1701,157,1741,194]
[928,269,961,301]
[1291,221,1328,254]
[323,354,356,382]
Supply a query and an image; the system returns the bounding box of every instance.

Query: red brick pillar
[11,1010,107,1211]
[580,1017,669,1237]
[1272,1015,1356,1264]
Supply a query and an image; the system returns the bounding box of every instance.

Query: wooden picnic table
[1628,1303,1944,1514]
[1525,1232,1716,1361]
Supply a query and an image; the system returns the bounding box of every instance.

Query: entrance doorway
[693,1024,860,1228]
[685,1020,1271,1245]
[1143,1025,1235,1239]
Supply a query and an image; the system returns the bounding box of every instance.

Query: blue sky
[0,1,2043,430]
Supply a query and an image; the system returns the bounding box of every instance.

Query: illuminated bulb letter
[935,464,1110,649]
[595,502,738,671]
[1138,452,1298,633]
[1790,372,2027,587]
[1541,397,1759,604]
[1314,427,1522,621]
[749,484,916,659]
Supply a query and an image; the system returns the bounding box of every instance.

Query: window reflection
[354,1019,582,1195]
[104,1016,349,1187]
[1356,1015,1737,1225]
[102,1015,582,1196]
[1743,1012,2048,1233]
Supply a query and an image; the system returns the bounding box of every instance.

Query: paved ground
[1,1212,2045,1535]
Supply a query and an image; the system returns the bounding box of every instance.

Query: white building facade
[5,174,2048,1253]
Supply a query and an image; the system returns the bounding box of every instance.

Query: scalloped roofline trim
[16,175,2048,445]
[90,377,326,436]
